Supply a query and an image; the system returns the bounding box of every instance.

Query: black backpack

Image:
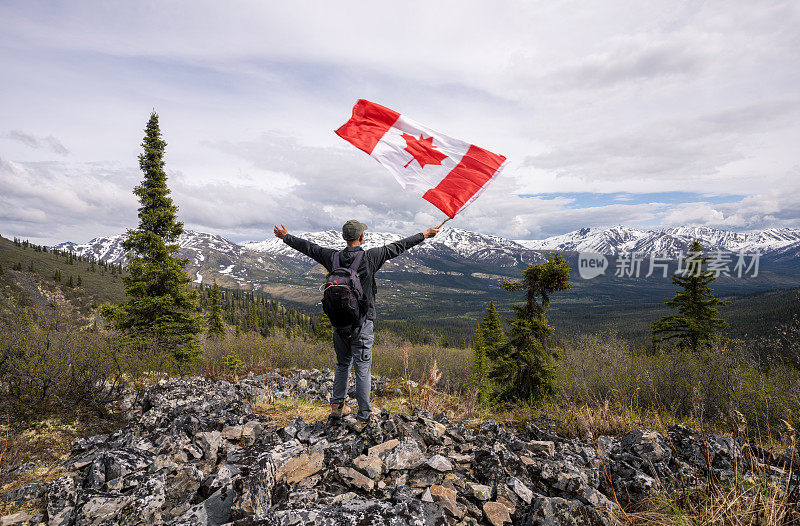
[322,251,366,335]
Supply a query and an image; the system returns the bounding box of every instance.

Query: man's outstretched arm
[273,224,336,270]
[371,226,439,269]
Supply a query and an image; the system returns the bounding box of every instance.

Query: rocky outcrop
[2,370,796,525]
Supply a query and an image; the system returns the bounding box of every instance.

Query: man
[273,219,439,426]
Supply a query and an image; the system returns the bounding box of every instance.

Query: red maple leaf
[401,133,448,169]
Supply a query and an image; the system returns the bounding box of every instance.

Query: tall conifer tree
[103,112,202,364]
[490,253,571,403]
[652,240,730,352]
[480,301,505,359]
[206,280,226,337]
[472,326,489,401]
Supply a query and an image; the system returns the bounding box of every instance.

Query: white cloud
[5,130,69,156]
[0,1,799,243]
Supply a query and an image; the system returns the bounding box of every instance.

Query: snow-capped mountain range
[56,225,800,270]
[57,231,250,267]
[243,228,533,265]
[56,227,544,268]
[515,226,800,259]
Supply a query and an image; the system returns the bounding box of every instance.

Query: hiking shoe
[329,402,352,419]
[358,417,384,445]
[354,416,371,432]
[354,414,379,431]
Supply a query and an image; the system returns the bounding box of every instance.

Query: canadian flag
[335,99,507,218]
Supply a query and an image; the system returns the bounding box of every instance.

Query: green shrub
[556,332,800,437]
[0,306,164,418]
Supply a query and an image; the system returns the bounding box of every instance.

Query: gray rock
[196,430,223,462]
[46,476,77,526]
[20,370,779,526]
[527,440,556,457]
[262,497,446,525]
[508,476,533,504]
[525,496,610,526]
[468,482,493,501]
[3,482,45,502]
[336,467,375,492]
[425,454,453,472]
[352,454,384,479]
[620,430,671,465]
[383,439,426,471]
[73,491,132,525]
[0,512,34,526]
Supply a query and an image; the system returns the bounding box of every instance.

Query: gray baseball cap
[342,219,368,241]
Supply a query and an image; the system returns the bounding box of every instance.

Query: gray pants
[331,319,374,421]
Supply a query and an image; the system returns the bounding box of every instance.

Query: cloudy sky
[1,1,798,245]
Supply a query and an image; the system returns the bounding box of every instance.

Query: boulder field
[2,370,795,525]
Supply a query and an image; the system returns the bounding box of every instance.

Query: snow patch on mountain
[517,226,800,257]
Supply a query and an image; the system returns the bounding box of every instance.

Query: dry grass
[0,418,75,517]
[627,481,800,525]
[253,397,332,428]
[622,423,800,526]
[0,411,123,517]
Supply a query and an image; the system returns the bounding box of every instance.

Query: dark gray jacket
[282,232,425,320]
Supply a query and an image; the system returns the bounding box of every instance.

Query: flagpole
[436,217,452,229]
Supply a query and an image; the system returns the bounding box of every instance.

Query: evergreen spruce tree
[652,241,730,352]
[480,301,505,359]
[473,301,505,402]
[472,326,489,401]
[246,301,260,333]
[490,253,571,403]
[102,112,202,364]
[206,280,226,337]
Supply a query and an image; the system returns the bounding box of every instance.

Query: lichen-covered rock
[46,476,77,526]
[525,496,610,526]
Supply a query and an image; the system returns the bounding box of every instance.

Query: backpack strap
[332,250,364,272]
[348,250,364,270]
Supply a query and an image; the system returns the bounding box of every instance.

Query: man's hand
[423,227,440,239]
[273,224,288,239]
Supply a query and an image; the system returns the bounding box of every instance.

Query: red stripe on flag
[334,99,400,155]
[423,145,506,218]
